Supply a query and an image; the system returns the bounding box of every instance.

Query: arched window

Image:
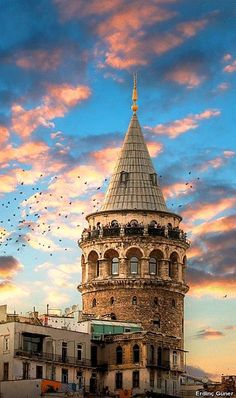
[171,299,176,308]
[116,346,123,365]
[130,257,138,274]
[92,298,96,308]
[154,297,158,306]
[130,219,138,227]
[149,257,157,275]
[111,220,118,228]
[133,344,140,363]
[110,297,115,305]
[120,171,129,184]
[111,257,119,275]
[132,296,137,305]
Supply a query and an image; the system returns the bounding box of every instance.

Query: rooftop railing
[80,224,188,244]
[14,349,91,367]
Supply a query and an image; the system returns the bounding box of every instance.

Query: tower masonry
[78,77,189,351]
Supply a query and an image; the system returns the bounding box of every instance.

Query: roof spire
[131,73,138,114]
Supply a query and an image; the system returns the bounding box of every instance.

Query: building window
[157,347,162,366]
[115,372,123,389]
[132,370,140,388]
[171,299,176,308]
[92,298,96,308]
[149,345,154,363]
[150,173,157,186]
[3,362,9,381]
[153,317,160,328]
[22,333,43,354]
[120,171,129,184]
[110,297,115,305]
[133,344,140,363]
[3,336,9,351]
[173,350,178,366]
[154,297,158,306]
[111,257,119,275]
[62,342,67,363]
[130,256,138,274]
[116,346,123,365]
[150,370,155,387]
[77,371,83,389]
[23,362,30,379]
[77,344,82,361]
[149,257,157,275]
[96,260,100,277]
[36,365,43,379]
[61,368,68,383]
[168,262,174,278]
[132,296,137,305]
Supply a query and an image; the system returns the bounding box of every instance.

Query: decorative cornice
[78,278,189,295]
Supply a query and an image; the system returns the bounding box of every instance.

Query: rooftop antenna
[131,73,138,114]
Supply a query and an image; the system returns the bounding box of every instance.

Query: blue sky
[0,0,236,378]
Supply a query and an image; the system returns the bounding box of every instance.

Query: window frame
[111,257,119,276]
[130,256,138,275]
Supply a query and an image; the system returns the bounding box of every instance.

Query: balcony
[147,359,170,370]
[14,349,91,368]
[80,224,189,245]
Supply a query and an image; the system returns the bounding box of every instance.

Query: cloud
[195,328,224,340]
[182,197,236,222]
[198,151,235,172]
[144,109,220,138]
[163,181,196,199]
[0,126,9,145]
[11,83,91,138]
[224,59,236,73]
[0,256,23,278]
[186,365,217,380]
[166,64,205,88]
[16,48,63,71]
[0,281,29,301]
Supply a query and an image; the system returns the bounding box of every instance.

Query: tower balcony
[79,223,189,245]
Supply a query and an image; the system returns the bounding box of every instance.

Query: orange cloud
[176,19,207,38]
[192,215,236,236]
[11,83,91,138]
[16,49,62,71]
[188,278,236,298]
[47,83,91,107]
[0,126,9,145]
[145,109,220,138]
[195,328,224,340]
[0,256,23,278]
[183,197,236,222]
[224,59,236,73]
[199,151,235,172]
[163,182,196,199]
[146,141,163,157]
[166,65,205,88]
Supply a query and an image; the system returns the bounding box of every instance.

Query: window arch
[154,297,158,306]
[111,220,119,228]
[133,344,140,363]
[171,299,176,308]
[149,257,157,275]
[111,257,119,275]
[116,346,123,365]
[132,296,137,305]
[92,298,96,308]
[110,297,115,305]
[130,257,138,274]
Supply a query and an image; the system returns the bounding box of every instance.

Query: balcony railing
[80,224,188,244]
[147,360,170,370]
[14,349,91,367]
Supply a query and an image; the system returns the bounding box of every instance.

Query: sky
[0,0,236,380]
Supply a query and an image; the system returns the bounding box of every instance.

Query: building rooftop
[100,77,167,213]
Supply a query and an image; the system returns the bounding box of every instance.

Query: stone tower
[78,76,189,346]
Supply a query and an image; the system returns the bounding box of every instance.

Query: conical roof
[100,113,167,212]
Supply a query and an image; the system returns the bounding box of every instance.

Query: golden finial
[131,73,138,114]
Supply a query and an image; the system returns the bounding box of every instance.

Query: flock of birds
[0,169,201,257]
[0,171,108,257]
